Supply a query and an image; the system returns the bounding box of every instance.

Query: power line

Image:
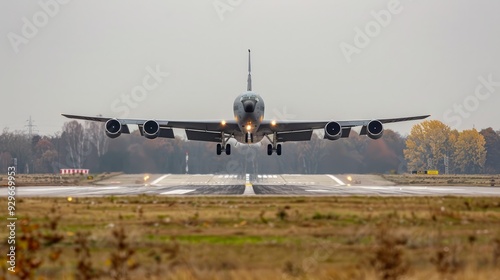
[25,116,38,139]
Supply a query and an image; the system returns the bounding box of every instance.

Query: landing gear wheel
[267,144,273,155]
[276,144,282,156]
[225,144,231,155]
[216,144,222,155]
[246,133,254,143]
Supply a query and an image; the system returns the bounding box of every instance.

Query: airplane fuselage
[61,49,430,157]
[233,91,265,143]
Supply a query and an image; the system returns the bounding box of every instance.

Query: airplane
[62,50,429,156]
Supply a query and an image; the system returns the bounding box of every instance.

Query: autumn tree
[404,120,453,173]
[33,138,58,173]
[453,129,486,174]
[480,128,500,173]
[364,129,406,174]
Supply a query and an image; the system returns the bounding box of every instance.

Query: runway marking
[22,187,80,191]
[306,189,330,192]
[243,173,255,195]
[359,186,464,192]
[97,186,123,190]
[243,185,255,195]
[327,175,346,186]
[161,189,195,195]
[151,174,170,186]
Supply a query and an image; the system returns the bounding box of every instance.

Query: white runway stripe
[151,174,170,186]
[161,189,195,195]
[327,175,346,186]
[21,187,80,191]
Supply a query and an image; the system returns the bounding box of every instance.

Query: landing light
[144,175,150,182]
[246,124,252,131]
[347,176,352,182]
[271,120,277,126]
[221,120,226,126]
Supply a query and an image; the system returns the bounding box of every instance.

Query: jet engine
[105,119,122,138]
[143,120,160,139]
[324,121,342,140]
[367,120,383,139]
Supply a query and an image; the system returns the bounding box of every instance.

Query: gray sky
[1,0,499,137]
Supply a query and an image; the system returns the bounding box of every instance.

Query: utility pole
[25,116,38,139]
[25,116,38,174]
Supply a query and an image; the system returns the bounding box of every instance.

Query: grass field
[383,174,500,186]
[1,196,499,279]
[0,173,122,187]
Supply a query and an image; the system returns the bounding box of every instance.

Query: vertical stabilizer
[247,49,252,91]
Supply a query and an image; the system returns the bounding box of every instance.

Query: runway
[5,174,500,197]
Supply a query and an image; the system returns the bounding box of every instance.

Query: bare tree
[62,121,91,168]
[0,128,32,173]
[85,121,109,158]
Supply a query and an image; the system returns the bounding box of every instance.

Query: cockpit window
[240,95,259,102]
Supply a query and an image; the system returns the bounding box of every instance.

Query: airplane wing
[61,114,241,138]
[259,115,430,133]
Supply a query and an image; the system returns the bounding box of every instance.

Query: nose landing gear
[245,132,254,143]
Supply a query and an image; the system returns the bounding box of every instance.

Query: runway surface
[5,174,500,197]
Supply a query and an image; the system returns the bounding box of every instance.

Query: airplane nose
[242,100,256,113]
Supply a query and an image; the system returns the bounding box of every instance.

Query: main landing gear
[216,132,232,155]
[216,143,231,155]
[265,132,282,156]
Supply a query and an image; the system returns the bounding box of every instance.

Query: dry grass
[383,174,500,186]
[0,196,499,279]
[0,173,122,187]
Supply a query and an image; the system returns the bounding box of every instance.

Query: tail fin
[247,49,252,91]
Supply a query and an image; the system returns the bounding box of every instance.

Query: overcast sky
[1,0,499,137]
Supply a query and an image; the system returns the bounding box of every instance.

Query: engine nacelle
[367,120,383,139]
[324,121,342,140]
[143,120,160,139]
[105,119,122,139]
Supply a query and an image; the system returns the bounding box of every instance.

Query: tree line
[0,120,499,175]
